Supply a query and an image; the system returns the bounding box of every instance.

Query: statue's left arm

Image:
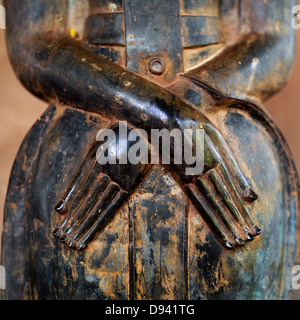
[3,0,265,250]
[171,0,296,103]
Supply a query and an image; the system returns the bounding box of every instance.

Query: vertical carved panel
[130,168,188,300]
[125,0,183,85]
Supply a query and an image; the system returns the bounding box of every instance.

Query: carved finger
[203,129,223,168]
[203,132,261,238]
[186,183,236,249]
[203,124,258,202]
[206,167,245,227]
[216,162,261,237]
[196,172,245,247]
[62,181,123,248]
[55,143,99,214]
[54,168,100,236]
[72,186,128,250]
[56,173,110,241]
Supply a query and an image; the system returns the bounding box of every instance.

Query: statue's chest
[84,0,221,85]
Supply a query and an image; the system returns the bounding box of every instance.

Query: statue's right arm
[5,1,262,249]
[4,0,211,134]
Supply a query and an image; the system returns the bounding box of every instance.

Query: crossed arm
[5,0,295,116]
[4,0,295,249]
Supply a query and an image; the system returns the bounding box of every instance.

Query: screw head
[149,58,166,75]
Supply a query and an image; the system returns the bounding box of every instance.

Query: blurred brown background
[0,7,300,258]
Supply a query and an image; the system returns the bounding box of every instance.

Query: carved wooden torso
[1,0,298,300]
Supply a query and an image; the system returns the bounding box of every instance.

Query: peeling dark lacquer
[1,0,299,300]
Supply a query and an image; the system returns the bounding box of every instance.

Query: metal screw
[149,58,166,75]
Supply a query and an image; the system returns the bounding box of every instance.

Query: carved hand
[53,119,261,250]
[53,125,151,250]
[182,123,261,249]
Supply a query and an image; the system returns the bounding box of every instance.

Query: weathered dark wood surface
[2,99,298,299]
[1,0,299,300]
